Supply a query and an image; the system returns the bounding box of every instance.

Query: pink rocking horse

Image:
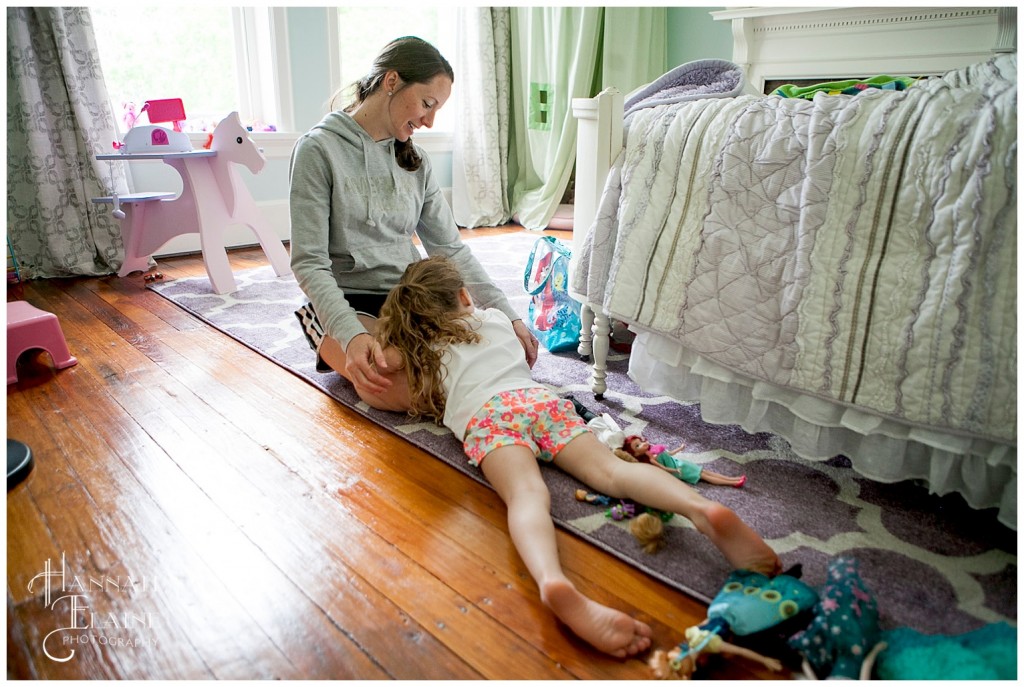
[99,111,291,294]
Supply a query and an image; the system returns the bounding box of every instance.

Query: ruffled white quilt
[573,55,1017,526]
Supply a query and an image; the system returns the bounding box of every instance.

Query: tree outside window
[91,6,245,133]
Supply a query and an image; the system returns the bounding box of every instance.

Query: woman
[289,36,538,411]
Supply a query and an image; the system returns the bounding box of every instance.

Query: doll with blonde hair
[376,256,781,659]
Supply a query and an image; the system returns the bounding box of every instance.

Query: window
[91,6,283,133]
[333,7,457,133]
[90,7,460,139]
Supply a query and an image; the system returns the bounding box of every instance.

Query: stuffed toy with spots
[649,568,819,678]
[788,556,883,678]
[789,555,1017,679]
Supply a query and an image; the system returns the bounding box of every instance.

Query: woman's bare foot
[540,578,652,658]
[704,503,781,576]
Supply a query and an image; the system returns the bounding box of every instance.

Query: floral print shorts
[462,387,589,467]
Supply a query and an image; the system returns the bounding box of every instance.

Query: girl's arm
[379,345,406,373]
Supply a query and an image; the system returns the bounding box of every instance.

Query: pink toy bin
[7,301,78,385]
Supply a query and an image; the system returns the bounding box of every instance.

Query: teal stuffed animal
[876,623,1017,680]
[707,568,820,636]
[789,556,1017,680]
[788,556,883,678]
[649,568,820,678]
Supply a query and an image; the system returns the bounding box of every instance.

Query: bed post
[570,87,623,398]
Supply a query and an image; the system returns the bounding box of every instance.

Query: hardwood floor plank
[6,389,205,679]
[7,591,39,680]
[6,474,63,605]
[17,282,406,679]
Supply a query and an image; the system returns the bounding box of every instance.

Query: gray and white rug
[150,232,1016,637]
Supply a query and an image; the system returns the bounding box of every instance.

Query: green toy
[875,623,1016,680]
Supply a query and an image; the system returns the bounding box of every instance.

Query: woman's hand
[512,319,540,368]
[344,332,394,395]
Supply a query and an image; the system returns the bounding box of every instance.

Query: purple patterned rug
[150,232,1016,637]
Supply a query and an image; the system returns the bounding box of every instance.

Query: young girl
[618,436,747,488]
[375,256,781,659]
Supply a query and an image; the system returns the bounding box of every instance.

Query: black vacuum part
[7,438,33,490]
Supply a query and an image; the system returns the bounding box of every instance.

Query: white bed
[568,6,1017,527]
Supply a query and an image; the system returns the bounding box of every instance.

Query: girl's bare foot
[704,503,781,576]
[540,578,652,658]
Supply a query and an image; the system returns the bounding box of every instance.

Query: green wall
[665,7,732,66]
[287,7,334,133]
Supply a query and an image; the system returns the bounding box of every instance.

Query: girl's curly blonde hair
[375,256,481,422]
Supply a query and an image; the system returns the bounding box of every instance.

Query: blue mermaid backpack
[523,236,582,353]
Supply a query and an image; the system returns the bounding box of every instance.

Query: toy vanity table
[94,111,291,294]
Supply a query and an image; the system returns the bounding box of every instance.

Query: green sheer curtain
[508,7,666,230]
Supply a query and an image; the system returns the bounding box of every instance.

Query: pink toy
[95,111,291,294]
[121,124,192,154]
[141,98,186,132]
[122,101,138,131]
[7,301,78,385]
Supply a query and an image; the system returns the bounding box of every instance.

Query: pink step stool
[7,301,78,385]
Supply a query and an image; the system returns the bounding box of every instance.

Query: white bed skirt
[629,331,1017,529]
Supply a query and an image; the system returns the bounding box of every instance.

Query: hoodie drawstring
[364,139,401,229]
[363,137,377,228]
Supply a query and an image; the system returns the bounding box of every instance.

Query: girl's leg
[318,315,411,412]
[553,433,779,575]
[480,444,652,658]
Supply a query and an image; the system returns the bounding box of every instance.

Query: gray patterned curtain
[7,6,128,278]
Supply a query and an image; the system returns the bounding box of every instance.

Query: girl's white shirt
[440,308,540,440]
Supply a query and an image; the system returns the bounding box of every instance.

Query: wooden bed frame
[570,5,1016,398]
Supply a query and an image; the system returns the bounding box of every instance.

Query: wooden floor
[6,226,784,680]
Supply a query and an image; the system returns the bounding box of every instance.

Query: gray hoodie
[289,110,519,349]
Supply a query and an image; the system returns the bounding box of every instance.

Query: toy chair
[7,301,78,385]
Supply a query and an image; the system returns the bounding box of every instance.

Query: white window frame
[231,7,293,133]
[182,7,295,159]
